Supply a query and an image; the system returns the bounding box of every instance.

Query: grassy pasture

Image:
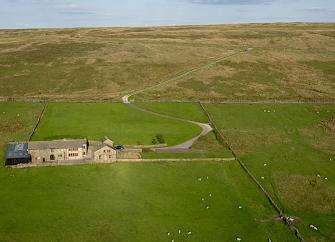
[0,102,43,165]
[0,102,295,241]
[32,102,202,146]
[0,161,295,242]
[204,103,335,241]
[1,23,335,101]
[137,102,208,123]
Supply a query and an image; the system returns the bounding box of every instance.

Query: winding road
[122,95,213,151]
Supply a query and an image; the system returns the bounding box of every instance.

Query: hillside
[0,22,334,102]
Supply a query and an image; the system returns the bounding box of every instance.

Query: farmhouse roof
[6,143,30,159]
[28,139,87,150]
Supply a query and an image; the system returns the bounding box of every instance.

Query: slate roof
[28,139,87,150]
[6,143,30,159]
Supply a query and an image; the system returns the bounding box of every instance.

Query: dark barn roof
[6,143,30,160]
[28,139,87,150]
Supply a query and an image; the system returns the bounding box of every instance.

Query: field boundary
[199,102,305,242]
[6,157,235,169]
[28,102,48,141]
[1,98,335,104]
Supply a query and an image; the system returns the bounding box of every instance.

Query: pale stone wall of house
[30,147,88,164]
[94,146,117,162]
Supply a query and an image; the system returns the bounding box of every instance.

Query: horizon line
[1,21,334,31]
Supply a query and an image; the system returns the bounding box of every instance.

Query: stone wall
[116,149,142,159]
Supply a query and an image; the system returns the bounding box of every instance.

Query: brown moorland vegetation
[0,22,334,101]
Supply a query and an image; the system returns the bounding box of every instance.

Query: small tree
[156,134,165,144]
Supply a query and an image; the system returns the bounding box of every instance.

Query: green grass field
[0,102,43,165]
[32,103,202,146]
[0,161,295,242]
[137,102,209,123]
[204,103,335,241]
[0,102,294,241]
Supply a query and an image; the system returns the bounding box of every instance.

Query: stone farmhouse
[5,137,141,166]
[28,139,89,163]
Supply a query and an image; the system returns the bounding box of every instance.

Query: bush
[152,139,157,145]
[156,134,165,144]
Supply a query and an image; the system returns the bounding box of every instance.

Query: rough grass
[138,50,335,102]
[1,23,335,101]
[205,103,335,241]
[32,103,202,146]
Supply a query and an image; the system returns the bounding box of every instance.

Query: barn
[5,143,31,166]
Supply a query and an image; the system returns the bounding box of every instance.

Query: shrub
[156,134,165,144]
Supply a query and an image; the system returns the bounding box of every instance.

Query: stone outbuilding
[93,138,117,162]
